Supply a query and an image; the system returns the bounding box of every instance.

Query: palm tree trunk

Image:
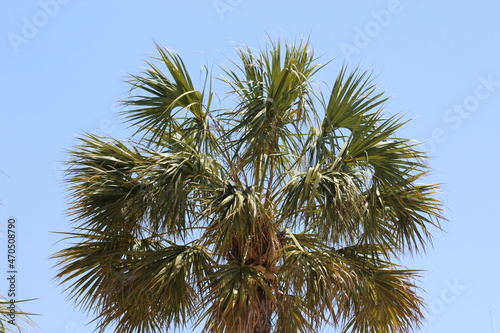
[251,287,273,333]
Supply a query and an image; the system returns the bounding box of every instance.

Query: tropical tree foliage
[0,298,36,333]
[54,39,444,333]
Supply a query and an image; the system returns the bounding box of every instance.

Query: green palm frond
[54,228,212,333]
[310,66,386,164]
[201,263,275,333]
[55,38,445,333]
[202,184,278,263]
[274,292,318,333]
[122,44,215,150]
[340,258,425,333]
[221,40,322,180]
[280,245,347,328]
[281,166,362,244]
[65,133,223,238]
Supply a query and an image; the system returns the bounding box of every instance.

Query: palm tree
[54,39,444,333]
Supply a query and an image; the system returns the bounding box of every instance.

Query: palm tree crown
[54,39,444,333]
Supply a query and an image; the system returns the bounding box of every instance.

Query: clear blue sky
[1,1,499,332]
